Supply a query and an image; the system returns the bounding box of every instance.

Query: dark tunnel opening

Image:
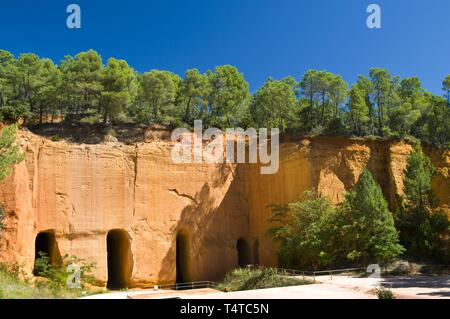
[237,238,251,267]
[34,231,61,275]
[176,231,191,284]
[107,229,132,289]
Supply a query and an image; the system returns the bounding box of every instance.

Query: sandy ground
[81,275,450,299]
[311,274,449,299]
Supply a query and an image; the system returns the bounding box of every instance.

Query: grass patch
[0,257,103,299]
[0,267,89,299]
[217,267,313,292]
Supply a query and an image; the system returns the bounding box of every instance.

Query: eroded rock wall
[0,131,248,285]
[0,132,448,285]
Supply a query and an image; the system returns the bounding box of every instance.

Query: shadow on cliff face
[156,162,250,283]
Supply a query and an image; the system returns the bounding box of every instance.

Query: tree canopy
[396,145,449,260]
[268,170,405,269]
[0,49,448,147]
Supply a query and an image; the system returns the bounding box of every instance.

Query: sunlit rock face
[0,131,448,286]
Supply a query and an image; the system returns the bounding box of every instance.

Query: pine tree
[348,85,369,134]
[397,145,449,258]
[337,169,404,265]
[404,145,435,208]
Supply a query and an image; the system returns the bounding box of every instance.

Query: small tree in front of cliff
[267,191,338,270]
[336,169,405,266]
[396,144,449,260]
[0,125,24,231]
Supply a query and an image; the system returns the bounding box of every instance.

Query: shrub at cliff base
[375,288,395,299]
[267,191,337,269]
[217,267,312,292]
[0,262,82,299]
[34,252,96,289]
[0,253,99,299]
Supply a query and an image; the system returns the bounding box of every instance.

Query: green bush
[268,171,404,270]
[336,169,405,265]
[0,262,80,299]
[267,191,336,269]
[0,262,27,280]
[50,134,61,142]
[0,266,93,299]
[376,288,395,299]
[0,124,25,182]
[103,126,117,137]
[217,267,312,292]
[34,252,96,289]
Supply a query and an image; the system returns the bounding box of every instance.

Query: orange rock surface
[0,131,448,286]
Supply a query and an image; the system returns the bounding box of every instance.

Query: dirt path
[82,275,449,299]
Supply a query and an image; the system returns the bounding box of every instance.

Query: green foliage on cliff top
[0,262,100,299]
[1,49,449,147]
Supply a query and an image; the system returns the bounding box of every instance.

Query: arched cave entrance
[237,238,251,267]
[34,231,60,275]
[107,229,133,289]
[176,231,191,283]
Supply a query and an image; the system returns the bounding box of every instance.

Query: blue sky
[0,0,449,94]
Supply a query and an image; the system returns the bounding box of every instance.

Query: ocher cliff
[247,136,449,266]
[0,131,448,286]
[0,130,248,286]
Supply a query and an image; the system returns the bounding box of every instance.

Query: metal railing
[142,280,218,291]
[270,264,450,281]
[138,264,449,291]
[245,265,367,282]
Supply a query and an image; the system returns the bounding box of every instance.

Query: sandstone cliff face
[0,131,448,286]
[246,137,449,266]
[0,131,248,286]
